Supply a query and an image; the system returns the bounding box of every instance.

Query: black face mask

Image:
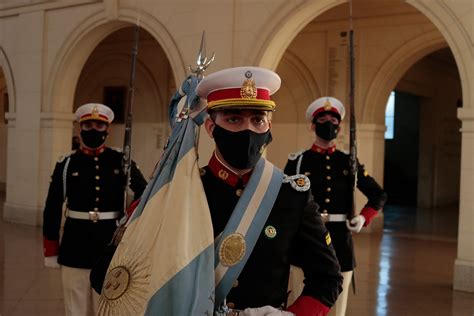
[212,124,273,170]
[80,129,108,149]
[315,121,339,141]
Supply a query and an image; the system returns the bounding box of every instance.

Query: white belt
[322,213,347,222]
[66,210,120,221]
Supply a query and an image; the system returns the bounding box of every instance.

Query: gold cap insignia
[91,105,100,118]
[264,225,277,239]
[219,233,246,266]
[323,99,332,111]
[240,78,257,99]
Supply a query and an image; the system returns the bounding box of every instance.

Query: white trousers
[61,266,99,316]
[328,270,353,316]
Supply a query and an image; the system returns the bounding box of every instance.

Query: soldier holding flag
[42,103,147,316]
[284,96,387,316]
[198,67,343,315]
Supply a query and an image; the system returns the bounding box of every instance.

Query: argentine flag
[98,75,215,315]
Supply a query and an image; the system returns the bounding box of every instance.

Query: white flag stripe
[214,161,273,285]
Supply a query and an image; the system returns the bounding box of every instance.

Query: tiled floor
[1,192,473,315]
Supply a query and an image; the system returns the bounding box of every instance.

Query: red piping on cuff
[360,207,378,226]
[43,237,59,257]
[287,295,330,316]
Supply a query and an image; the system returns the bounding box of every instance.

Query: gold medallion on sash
[219,233,246,266]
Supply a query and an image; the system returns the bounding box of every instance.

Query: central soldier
[197,66,343,316]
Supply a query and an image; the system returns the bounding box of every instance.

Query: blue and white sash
[214,158,284,307]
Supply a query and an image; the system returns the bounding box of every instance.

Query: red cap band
[208,88,270,103]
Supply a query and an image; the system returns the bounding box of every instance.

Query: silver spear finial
[189,31,215,78]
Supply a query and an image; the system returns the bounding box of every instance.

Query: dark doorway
[384,91,420,206]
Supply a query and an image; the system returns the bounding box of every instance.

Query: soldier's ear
[204,117,215,138]
[309,123,316,132]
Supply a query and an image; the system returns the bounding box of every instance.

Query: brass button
[232,280,239,288]
[325,198,330,203]
[95,175,100,180]
[326,155,330,160]
[95,186,100,191]
[326,175,331,180]
[94,207,98,211]
[94,157,99,161]
[323,209,327,213]
[327,187,331,192]
[95,165,99,170]
[326,165,331,170]
[236,189,243,197]
[226,302,235,309]
[95,197,99,202]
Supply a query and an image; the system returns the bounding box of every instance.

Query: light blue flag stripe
[145,244,214,315]
[119,75,214,314]
[214,160,284,306]
[129,76,203,221]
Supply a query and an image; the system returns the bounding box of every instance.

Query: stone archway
[364,30,447,124]
[252,0,473,292]
[404,0,474,293]
[47,9,185,115]
[0,48,14,195]
[0,48,15,114]
[255,0,345,70]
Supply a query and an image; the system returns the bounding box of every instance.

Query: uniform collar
[208,152,252,187]
[80,144,106,156]
[311,143,336,155]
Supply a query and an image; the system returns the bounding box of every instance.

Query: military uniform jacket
[43,147,147,269]
[284,146,387,272]
[201,155,342,309]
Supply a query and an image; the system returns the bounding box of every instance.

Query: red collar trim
[80,144,106,156]
[208,153,251,187]
[311,143,336,155]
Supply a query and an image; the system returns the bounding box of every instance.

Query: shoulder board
[57,150,75,163]
[288,149,305,161]
[283,174,310,192]
[110,147,123,153]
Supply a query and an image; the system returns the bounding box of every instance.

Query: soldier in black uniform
[197,67,342,316]
[284,97,387,316]
[42,103,147,316]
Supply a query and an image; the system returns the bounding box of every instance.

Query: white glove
[241,305,294,316]
[346,215,366,233]
[44,256,60,269]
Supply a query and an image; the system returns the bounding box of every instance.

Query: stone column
[3,11,45,225]
[357,123,386,233]
[37,112,74,225]
[454,107,474,292]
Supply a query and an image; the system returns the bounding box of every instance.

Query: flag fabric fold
[98,75,215,316]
